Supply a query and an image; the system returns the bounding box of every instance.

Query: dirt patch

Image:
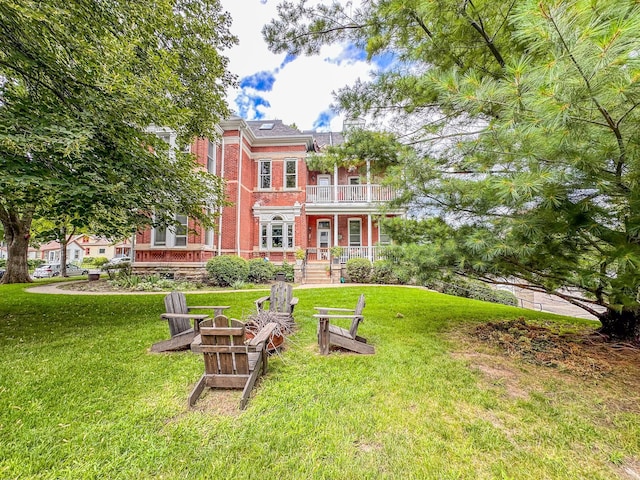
[57,279,127,292]
[470,317,638,378]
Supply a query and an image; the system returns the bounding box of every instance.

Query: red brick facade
[134,119,403,276]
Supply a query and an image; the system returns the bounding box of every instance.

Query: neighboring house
[74,235,132,260]
[134,117,405,280]
[39,240,85,264]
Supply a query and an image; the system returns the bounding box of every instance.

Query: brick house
[133,117,404,281]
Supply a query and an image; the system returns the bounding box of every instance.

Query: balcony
[306,184,398,205]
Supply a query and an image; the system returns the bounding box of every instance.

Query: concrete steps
[303,262,333,284]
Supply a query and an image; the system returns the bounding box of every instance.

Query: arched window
[260,214,294,250]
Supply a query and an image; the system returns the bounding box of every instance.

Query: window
[153,225,167,246]
[260,215,294,250]
[153,215,188,247]
[98,248,106,254]
[85,248,90,255]
[378,223,391,245]
[348,219,361,247]
[259,160,272,189]
[205,228,214,247]
[174,215,188,247]
[284,158,297,189]
[207,141,216,174]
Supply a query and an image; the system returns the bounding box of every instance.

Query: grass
[0,282,638,479]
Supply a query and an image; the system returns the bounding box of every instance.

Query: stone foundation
[132,262,208,282]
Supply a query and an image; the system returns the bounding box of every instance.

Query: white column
[367,214,372,261]
[334,213,339,246]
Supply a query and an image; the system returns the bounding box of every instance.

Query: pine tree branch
[460,0,505,69]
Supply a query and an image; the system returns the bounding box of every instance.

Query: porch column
[368,214,372,261]
[334,213,339,246]
[334,164,339,203]
[366,160,371,202]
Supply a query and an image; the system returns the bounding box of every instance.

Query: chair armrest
[254,296,270,309]
[161,313,209,321]
[313,314,361,320]
[187,306,230,311]
[313,307,355,312]
[247,322,278,346]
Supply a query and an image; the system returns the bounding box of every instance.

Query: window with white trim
[153,214,188,247]
[174,215,188,247]
[260,215,294,250]
[259,160,272,189]
[348,219,361,247]
[284,158,297,189]
[378,222,391,245]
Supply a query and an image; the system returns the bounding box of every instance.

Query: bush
[346,258,372,283]
[426,276,518,306]
[248,258,276,284]
[205,255,249,287]
[370,260,398,284]
[83,256,109,267]
[27,259,45,270]
[275,260,294,282]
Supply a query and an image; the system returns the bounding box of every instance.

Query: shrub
[275,260,294,282]
[426,276,518,306]
[84,256,109,267]
[27,259,45,270]
[248,258,276,283]
[205,255,249,287]
[371,260,398,284]
[346,258,372,283]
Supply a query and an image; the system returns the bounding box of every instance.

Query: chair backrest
[348,294,366,339]
[164,291,190,336]
[269,281,293,314]
[200,316,250,376]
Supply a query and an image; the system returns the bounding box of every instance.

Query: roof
[304,131,345,152]
[246,120,303,138]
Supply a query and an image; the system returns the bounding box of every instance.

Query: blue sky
[220,0,386,132]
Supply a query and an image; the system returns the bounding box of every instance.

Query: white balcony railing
[306,246,388,263]
[306,185,397,204]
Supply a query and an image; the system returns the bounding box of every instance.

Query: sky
[219,0,385,132]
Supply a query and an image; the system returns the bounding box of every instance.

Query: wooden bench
[189,315,277,409]
[314,294,374,355]
[150,291,229,353]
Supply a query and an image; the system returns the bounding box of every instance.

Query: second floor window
[259,160,272,189]
[174,215,188,247]
[153,214,188,247]
[284,158,297,189]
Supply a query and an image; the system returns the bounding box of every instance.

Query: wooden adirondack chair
[254,281,298,319]
[314,294,374,355]
[189,315,278,409]
[150,291,229,353]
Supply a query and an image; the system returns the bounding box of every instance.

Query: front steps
[302,262,337,284]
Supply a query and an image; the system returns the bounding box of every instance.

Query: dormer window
[259,123,274,130]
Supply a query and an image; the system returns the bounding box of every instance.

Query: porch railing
[306,246,387,263]
[306,185,397,204]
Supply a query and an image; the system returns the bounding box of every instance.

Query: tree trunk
[60,226,68,277]
[598,308,640,343]
[0,208,33,284]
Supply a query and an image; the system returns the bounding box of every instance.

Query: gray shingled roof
[303,130,345,151]
[246,120,303,137]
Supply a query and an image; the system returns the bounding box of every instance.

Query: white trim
[258,159,272,190]
[283,158,298,190]
[348,218,362,247]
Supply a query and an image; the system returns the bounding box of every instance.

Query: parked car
[103,256,131,268]
[33,264,89,278]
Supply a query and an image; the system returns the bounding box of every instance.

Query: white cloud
[220,0,374,132]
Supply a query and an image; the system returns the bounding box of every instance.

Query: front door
[318,175,331,203]
[317,220,331,260]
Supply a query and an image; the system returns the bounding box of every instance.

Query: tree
[0,0,237,283]
[265,0,640,341]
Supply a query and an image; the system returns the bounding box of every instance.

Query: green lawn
[0,283,637,479]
